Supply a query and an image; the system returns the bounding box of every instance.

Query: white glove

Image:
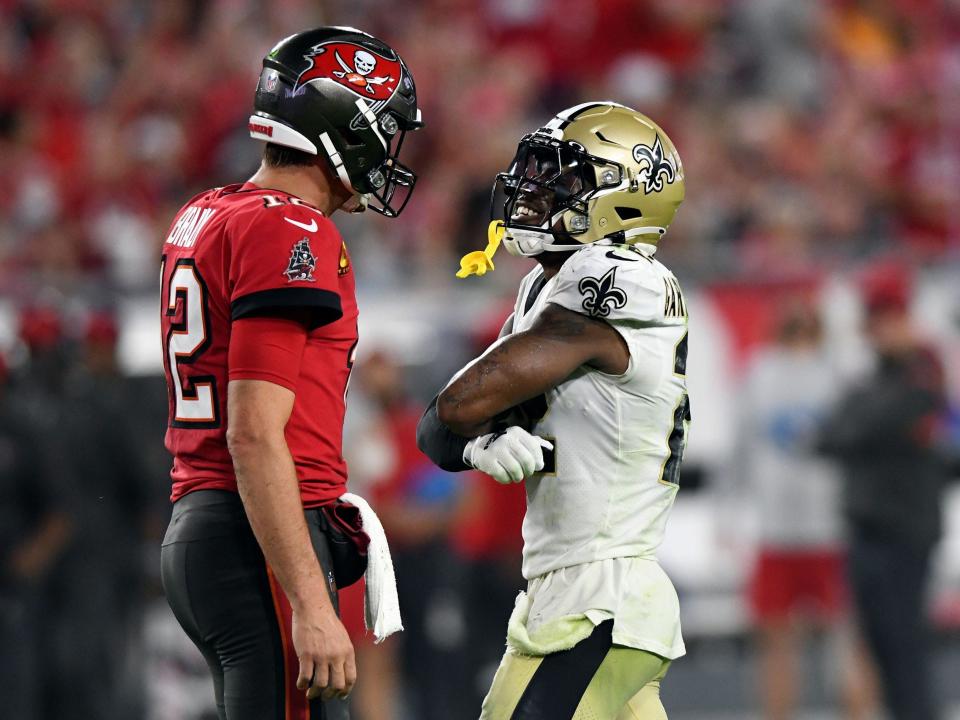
[463,426,553,484]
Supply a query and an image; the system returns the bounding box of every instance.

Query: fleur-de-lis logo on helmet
[578,267,628,318]
[632,135,677,194]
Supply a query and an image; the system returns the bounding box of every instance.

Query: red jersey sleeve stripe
[231,287,342,329]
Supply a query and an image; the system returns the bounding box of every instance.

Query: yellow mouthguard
[456,220,505,278]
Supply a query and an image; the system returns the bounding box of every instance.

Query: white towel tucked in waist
[339,492,403,642]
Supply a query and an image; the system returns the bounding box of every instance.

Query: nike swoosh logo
[284,217,318,232]
[605,250,639,262]
[605,248,653,263]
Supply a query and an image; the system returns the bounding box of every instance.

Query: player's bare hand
[292,605,357,701]
[464,426,553,484]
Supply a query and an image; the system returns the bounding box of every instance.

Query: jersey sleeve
[546,245,665,324]
[228,315,309,392]
[227,203,343,329]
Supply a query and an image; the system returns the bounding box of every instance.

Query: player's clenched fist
[464,426,553,484]
[293,606,357,701]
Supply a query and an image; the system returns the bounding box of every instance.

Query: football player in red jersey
[158,27,421,720]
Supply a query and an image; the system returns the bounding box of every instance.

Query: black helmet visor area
[490,134,617,235]
[364,121,417,218]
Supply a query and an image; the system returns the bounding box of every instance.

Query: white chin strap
[318,131,369,213]
[503,211,586,257]
[504,225,667,257]
[502,228,552,257]
[502,227,589,257]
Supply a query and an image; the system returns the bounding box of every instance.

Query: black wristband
[416,395,471,472]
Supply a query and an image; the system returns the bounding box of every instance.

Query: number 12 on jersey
[161,256,220,428]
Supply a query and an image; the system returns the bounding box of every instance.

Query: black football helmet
[249,26,422,217]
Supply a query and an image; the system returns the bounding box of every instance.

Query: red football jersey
[160,182,358,507]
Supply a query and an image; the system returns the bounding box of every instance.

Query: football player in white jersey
[417,102,689,719]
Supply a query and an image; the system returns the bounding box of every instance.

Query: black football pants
[160,490,349,720]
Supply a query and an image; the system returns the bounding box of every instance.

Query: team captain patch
[284,237,317,282]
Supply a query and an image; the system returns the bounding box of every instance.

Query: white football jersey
[509,242,690,579]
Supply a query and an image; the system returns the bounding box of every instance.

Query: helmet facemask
[319,97,420,218]
[492,134,623,257]
[361,112,418,218]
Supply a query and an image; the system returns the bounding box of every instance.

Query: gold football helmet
[494,102,685,257]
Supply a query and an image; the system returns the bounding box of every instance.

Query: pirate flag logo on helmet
[295,42,401,101]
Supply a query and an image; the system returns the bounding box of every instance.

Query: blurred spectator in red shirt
[735,298,877,720]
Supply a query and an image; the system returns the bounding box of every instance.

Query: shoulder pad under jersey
[546,243,687,325]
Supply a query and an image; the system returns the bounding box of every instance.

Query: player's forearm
[229,432,331,613]
[437,333,570,435]
[416,395,475,470]
[439,305,614,434]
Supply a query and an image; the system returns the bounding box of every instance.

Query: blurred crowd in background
[2,0,960,295]
[2,0,960,718]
